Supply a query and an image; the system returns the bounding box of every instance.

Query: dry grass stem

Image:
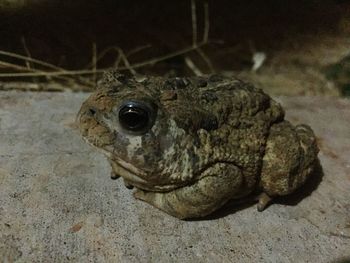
[113,52,123,69]
[0,50,65,71]
[0,68,105,77]
[126,44,152,57]
[191,0,198,47]
[116,48,137,75]
[21,37,33,70]
[92,43,97,84]
[185,56,203,76]
[196,47,214,73]
[85,44,150,75]
[203,1,209,43]
[0,60,34,72]
[0,81,91,92]
[129,41,207,69]
[85,46,115,69]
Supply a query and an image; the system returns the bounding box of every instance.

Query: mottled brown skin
[78,70,319,219]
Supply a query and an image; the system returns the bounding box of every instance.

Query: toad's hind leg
[134,163,243,219]
[259,121,319,210]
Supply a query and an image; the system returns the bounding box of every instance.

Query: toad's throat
[111,158,148,184]
[82,136,145,183]
[110,159,189,192]
[84,137,191,191]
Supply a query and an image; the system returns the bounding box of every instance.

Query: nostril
[88,108,97,116]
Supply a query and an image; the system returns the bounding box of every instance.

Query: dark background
[1,0,349,74]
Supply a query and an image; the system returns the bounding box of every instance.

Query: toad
[77,71,319,219]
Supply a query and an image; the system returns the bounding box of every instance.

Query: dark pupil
[119,106,149,131]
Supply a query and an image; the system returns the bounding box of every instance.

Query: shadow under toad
[330,258,350,263]
[190,159,324,221]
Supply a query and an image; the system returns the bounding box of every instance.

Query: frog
[77,70,319,219]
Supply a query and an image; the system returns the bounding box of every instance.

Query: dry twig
[0,50,65,71]
[191,0,198,48]
[21,37,33,70]
[185,56,203,76]
[92,43,97,85]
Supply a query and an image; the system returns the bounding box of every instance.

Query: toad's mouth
[111,157,149,185]
[83,137,181,191]
[83,137,147,179]
[111,158,184,192]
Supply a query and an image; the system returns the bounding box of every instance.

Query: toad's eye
[118,101,156,134]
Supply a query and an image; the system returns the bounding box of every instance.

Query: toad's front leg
[134,163,244,219]
[110,161,134,189]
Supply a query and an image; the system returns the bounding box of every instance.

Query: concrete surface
[0,91,349,263]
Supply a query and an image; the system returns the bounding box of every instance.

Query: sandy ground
[0,91,349,262]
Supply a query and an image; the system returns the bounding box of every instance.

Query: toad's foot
[257,192,273,212]
[110,171,119,180]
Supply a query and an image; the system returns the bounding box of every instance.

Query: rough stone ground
[0,91,349,262]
